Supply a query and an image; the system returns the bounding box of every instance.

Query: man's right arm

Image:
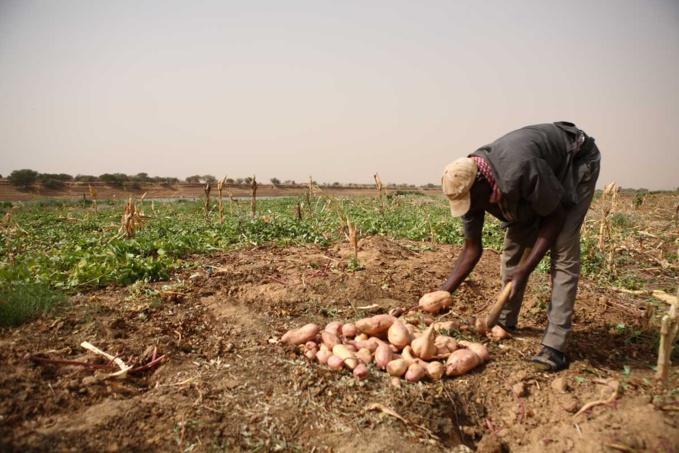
[439,235,483,294]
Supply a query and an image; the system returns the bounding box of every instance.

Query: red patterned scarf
[471,156,503,204]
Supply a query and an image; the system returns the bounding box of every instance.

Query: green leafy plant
[0,280,66,327]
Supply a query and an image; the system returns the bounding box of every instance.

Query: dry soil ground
[0,189,677,453]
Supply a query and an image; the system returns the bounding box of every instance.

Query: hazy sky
[1,1,678,189]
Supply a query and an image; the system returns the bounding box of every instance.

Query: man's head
[441,157,478,217]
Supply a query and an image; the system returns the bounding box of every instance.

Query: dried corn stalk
[228,191,234,216]
[138,192,147,217]
[374,173,385,215]
[88,184,98,215]
[118,197,147,239]
[598,182,617,277]
[217,175,227,224]
[204,183,211,220]
[345,214,358,260]
[250,174,258,217]
[656,284,679,386]
[331,196,348,238]
[306,175,313,213]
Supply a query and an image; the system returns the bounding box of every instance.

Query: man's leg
[543,159,601,352]
[498,222,538,329]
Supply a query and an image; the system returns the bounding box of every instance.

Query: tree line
[3,169,442,190]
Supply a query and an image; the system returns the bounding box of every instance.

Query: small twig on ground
[269,276,301,286]
[574,379,620,417]
[24,354,114,370]
[364,403,436,439]
[485,418,503,434]
[500,374,525,423]
[81,341,132,377]
[129,355,166,374]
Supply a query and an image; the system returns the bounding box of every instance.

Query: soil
[1,189,678,452]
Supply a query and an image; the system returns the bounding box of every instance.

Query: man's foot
[530,346,568,372]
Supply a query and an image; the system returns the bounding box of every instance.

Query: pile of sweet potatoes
[279,292,489,382]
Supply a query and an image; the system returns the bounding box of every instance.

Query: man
[438,121,601,372]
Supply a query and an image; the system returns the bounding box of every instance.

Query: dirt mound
[1,238,677,452]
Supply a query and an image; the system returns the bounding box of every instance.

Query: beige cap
[441,157,478,217]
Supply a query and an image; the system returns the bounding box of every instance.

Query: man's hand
[506,266,530,302]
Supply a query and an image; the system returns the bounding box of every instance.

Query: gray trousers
[498,156,601,352]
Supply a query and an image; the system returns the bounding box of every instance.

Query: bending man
[439,121,601,372]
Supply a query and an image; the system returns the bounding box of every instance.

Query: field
[1,187,678,452]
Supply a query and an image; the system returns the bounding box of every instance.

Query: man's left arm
[507,205,566,299]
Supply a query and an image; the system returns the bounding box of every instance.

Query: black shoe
[530,346,568,372]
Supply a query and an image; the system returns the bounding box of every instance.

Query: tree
[270,177,281,185]
[202,175,217,184]
[186,175,202,184]
[8,169,39,188]
[74,174,97,182]
[99,173,128,186]
[131,172,150,182]
[38,174,66,189]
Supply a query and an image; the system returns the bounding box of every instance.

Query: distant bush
[41,178,65,189]
[74,174,98,182]
[99,173,129,186]
[8,169,39,188]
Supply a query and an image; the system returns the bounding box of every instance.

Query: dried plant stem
[204,183,211,220]
[346,215,358,260]
[88,184,98,215]
[306,175,313,214]
[117,196,148,239]
[217,175,227,224]
[656,284,679,386]
[250,174,258,217]
[374,173,385,215]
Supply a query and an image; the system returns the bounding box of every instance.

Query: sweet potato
[281,323,321,345]
[458,340,489,362]
[445,349,483,376]
[434,335,458,352]
[386,358,408,377]
[490,325,512,340]
[341,323,357,338]
[355,314,396,336]
[374,341,393,369]
[353,363,369,380]
[424,361,445,380]
[316,349,332,365]
[332,344,359,370]
[411,324,437,360]
[419,291,454,314]
[387,319,411,350]
[375,342,393,369]
[324,321,342,336]
[433,320,460,333]
[327,355,344,371]
[321,331,342,349]
[355,348,373,365]
[405,362,426,382]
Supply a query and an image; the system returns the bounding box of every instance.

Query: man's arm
[507,204,566,298]
[439,235,483,294]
